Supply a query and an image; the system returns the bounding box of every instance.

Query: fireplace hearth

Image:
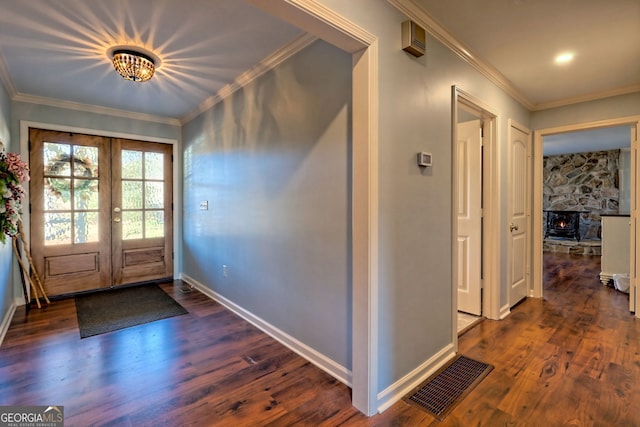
[545,210,581,241]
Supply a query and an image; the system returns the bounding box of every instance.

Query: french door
[29,129,173,296]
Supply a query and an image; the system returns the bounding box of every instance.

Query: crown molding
[0,51,17,98]
[531,83,640,111]
[388,0,534,110]
[181,32,318,125]
[12,92,180,126]
[389,0,640,113]
[248,0,375,53]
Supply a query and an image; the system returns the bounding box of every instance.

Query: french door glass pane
[73,146,99,177]
[122,150,143,179]
[122,211,143,239]
[145,182,164,209]
[73,179,99,209]
[44,212,72,245]
[74,212,99,243]
[145,152,163,179]
[44,178,71,210]
[43,142,99,246]
[145,211,164,238]
[123,181,143,209]
[44,143,71,176]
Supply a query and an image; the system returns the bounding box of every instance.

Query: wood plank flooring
[0,252,638,426]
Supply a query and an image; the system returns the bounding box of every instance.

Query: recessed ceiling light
[555,52,575,65]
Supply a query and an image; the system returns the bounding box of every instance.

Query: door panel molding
[456,119,482,315]
[507,119,531,308]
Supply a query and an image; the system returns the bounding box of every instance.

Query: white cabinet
[599,215,630,286]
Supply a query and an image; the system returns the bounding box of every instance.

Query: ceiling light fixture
[111,49,155,82]
[554,52,575,65]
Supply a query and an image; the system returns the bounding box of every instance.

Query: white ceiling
[415,0,640,110]
[0,0,303,121]
[0,0,637,147]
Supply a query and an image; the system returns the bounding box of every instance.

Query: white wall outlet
[199,201,208,210]
[222,264,228,278]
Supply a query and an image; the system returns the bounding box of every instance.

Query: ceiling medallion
[111,49,155,82]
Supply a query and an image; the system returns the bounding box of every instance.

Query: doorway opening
[452,87,500,343]
[532,116,640,317]
[537,124,634,307]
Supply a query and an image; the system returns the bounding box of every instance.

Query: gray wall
[318,0,530,391]
[11,102,180,143]
[183,0,532,394]
[0,79,13,325]
[182,40,353,367]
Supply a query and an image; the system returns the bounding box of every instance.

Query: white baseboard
[0,301,17,347]
[499,303,511,319]
[181,274,352,387]
[376,343,456,413]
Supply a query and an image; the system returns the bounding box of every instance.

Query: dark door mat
[75,284,188,338]
[404,355,493,420]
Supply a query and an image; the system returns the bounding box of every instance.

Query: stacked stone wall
[543,150,619,240]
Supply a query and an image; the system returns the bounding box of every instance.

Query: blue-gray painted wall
[0,77,13,325]
[182,40,353,368]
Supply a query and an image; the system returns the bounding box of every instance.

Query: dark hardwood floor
[1,252,638,426]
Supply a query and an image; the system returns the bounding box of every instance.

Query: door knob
[113,207,121,213]
[510,223,519,232]
[113,217,121,223]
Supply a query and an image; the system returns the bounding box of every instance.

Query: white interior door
[457,120,482,315]
[508,120,531,307]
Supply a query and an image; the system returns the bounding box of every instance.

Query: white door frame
[452,87,502,349]
[532,116,640,317]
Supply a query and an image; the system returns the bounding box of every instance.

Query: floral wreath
[0,145,30,243]
[46,154,93,199]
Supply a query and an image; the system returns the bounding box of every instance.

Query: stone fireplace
[545,210,581,241]
[542,149,624,255]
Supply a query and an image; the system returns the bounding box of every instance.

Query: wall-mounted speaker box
[402,20,426,57]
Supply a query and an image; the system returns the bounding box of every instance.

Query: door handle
[510,223,519,232]
[113,207,121,213]
[113,217,121,223]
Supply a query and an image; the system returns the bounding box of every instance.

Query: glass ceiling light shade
[111,49,155,82]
